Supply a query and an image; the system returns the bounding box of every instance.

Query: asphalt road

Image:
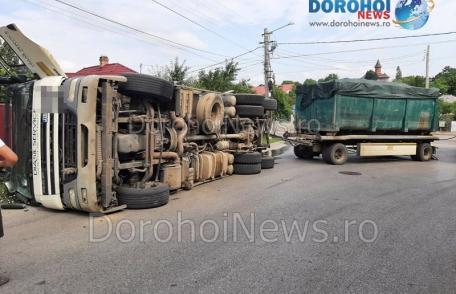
[1,140,455,294]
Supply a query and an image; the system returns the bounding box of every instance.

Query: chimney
[99,55,109,67]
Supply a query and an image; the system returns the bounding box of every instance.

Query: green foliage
[151,57,189,84]
[433,66,456,96]
[303,78,317,86]
[271,86,292,121]
[318,73,339,83]
[438,99,456,115]
[194,60,253,93]
[364,70,378,80]
[395,66,402,81]
[166,57,189,84]
[399,75,426,87]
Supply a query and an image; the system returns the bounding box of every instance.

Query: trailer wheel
[261,156,275,169]
[234,94,265,106]
[116,183,170,209]
[235,105,265,118]
[118,73,174,105]
[294,145,315,159]
[233,163,262,175]
[412,143,433,162]
[322,143,348,165]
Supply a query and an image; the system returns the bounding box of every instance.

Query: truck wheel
[322,143,348,165]
[294,145,315,159]
[412,143,433,161]
[261,156,275,169]
[234,94,265,106]
[116,183,170,209]
[263,98,278,111]
[234,152,262,164]
[234,163,262,175]
[196,93,225,134]
[235,105,265,118]
[118,73,174,105]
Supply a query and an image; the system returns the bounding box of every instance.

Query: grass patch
[262,135,282,145]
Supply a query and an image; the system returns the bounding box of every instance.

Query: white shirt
[0,139,5,148]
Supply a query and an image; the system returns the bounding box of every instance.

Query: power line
[278,32,456,45]
[188,46,262,73]
[149,0,254,52]
[272,39,456,60]
[51,0,227,57]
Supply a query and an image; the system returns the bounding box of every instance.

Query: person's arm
[0,140,18,168]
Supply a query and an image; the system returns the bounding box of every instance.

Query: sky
[1,0,455,85]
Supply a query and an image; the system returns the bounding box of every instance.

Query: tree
[303,78,317,86]
[318,73,339,82]
[400,76,426,87]
[395,66,402,81]
[194,60,252,93]
[271,86,292,121]
[150,57,189,84]
[364,70,378,80]
[432,66,456,95]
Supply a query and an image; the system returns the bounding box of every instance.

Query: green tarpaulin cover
[296,79,440,102]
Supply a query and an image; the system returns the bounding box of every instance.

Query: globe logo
[393,0,435,30]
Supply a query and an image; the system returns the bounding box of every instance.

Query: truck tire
[118,73,174,105]
[196,93,225,134]
[234,163,262,175]
[116,183,170,209]
[412,143,433,161]
[263,98,278,111]
[235,105,264,118]
[261,156,275,169]
[234,94,265,106]
[322,143,348,165]
[294,145,316,159]
[234,152,262,164]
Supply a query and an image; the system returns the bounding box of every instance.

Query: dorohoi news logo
[309,0,435,30]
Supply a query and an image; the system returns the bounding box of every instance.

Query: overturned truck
[0,24,277,212]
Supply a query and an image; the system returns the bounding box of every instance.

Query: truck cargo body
[295,79,439,134]
[287,79,440,165]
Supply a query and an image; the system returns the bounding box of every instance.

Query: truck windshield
[0,35,32,77]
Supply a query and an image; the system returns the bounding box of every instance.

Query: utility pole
[425,45,430,88]
[263,28,271,98]
[261,23,294,98]
[140,63,143,74]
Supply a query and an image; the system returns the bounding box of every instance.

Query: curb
[270,142,290,157]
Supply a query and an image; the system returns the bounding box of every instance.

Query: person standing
[0,138,18,287]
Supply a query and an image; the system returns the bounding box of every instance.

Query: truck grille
[36,113,61,196]
[61,111,77,183]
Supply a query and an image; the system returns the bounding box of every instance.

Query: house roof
[253,85,266,95]
[440,95,456,102]
[279,83,294,93]
[67,63,136,78]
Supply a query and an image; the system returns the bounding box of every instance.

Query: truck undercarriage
[0,24,277,212]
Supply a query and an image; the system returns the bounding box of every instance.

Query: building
[252,82,294,95]
[374,60,390,81]
[66,56,136,77]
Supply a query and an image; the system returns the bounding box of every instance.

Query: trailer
[285,79,440,165]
